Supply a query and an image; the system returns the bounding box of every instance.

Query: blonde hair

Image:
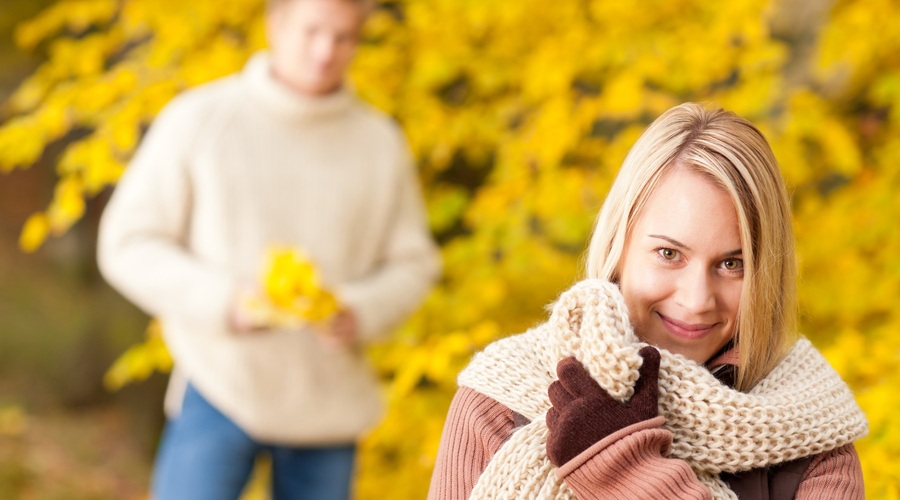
[586,102,797,391]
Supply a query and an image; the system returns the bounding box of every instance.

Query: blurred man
[97,0,441,497]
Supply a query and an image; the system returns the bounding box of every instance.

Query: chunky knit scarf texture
[458,280,868,499]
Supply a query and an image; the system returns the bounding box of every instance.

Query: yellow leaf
[19,213,50,253]
[104,319,172,391]
[262,248,340,324]
[0,119,45,171]
[46,177,86,233]
[35,102,71,139]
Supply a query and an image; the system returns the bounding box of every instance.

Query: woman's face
[618,166,743,364]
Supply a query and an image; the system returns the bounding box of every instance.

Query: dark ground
[0,161,165,499]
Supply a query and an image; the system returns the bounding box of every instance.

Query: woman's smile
[656,312,717,341]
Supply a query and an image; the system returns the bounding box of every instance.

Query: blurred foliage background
[1,0,899,498]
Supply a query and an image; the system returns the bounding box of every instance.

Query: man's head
[266,0,371,96]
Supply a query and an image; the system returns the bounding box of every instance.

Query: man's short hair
[267,0,375,14]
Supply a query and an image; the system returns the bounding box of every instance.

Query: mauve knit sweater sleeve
[564,440,864,500]
[557,417,712,499]
[796,444,864,499]
[428,387,516,499]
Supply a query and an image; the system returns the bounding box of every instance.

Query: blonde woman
[428,103,867,499]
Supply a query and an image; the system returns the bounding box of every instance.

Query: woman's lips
[657,313,716,340]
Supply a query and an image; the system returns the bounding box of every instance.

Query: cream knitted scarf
[458,280,868,499]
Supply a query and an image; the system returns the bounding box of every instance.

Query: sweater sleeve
[97,95,238,333]
[335,133,441,342]
[558,417,712,499]
[795,444,864,499]
[427,387,516,500]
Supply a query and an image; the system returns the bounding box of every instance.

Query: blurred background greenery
[2,0,899,498]
[1,4,163,499]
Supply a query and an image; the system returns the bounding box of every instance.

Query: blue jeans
[151,384,356,500]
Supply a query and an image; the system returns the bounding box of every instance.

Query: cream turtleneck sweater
[98,52,441,444]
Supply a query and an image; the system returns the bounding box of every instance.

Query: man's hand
[230,287,305,333]
[229,288,275,333]
[317,308,358,350]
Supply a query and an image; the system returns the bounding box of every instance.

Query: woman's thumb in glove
[630,346,660,416]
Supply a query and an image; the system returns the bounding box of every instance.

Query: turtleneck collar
[241,51,356,122]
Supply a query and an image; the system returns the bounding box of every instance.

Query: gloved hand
[546,346,661,467]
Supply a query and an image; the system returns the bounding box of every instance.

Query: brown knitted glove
[546,346,661,467]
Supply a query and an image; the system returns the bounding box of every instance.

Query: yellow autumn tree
[2,0,899,498]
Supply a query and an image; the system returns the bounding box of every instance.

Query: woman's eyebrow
[649,234,690,251]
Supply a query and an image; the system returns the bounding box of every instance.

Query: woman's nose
[675,267,716,314]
